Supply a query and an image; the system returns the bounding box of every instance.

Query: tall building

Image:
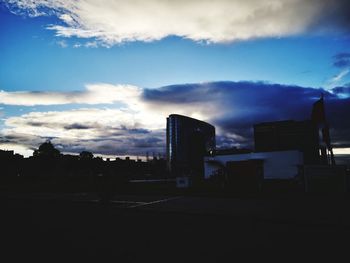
[254,120,321,164]
[166,114,215,178]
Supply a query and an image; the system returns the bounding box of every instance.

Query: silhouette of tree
[79,151,94,160]
[33,140,60,158]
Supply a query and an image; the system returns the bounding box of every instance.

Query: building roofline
[168,114,215,129]
[254,119,313,126]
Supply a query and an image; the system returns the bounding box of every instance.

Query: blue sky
[0,0,349,162]
[1,7,349,91]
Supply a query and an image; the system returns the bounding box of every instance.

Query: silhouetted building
[213,148,252,156]
[254,120,320,164]
[166,114,215,178]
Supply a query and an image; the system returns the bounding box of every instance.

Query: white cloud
[56,40,68,48]
[5,0,349,45]
[327,68,350,89]
[73,43,82,48]
[85,41,98,48]
[0,84,141,106]
[0,82,223,156]
[332,68,350,83]
[1,107,166,156]
[1,81,349,157]
[4,108,134,139]
[0,83,217,128]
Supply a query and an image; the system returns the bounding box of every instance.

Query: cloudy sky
[0,0,349,162]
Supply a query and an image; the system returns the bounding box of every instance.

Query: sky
[0,0,349,163]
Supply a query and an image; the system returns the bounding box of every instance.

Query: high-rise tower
[166,114,215,178]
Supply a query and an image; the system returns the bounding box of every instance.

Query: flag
[311,95,326,124]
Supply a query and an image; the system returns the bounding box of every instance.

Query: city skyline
[0,1,349,162]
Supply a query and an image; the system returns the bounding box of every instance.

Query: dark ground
[1,192,350,261]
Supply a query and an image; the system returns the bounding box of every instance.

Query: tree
[33,140,61,158]
[79,151,94,160]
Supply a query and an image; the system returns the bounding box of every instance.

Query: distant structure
[254,120,320,164]
[204,95,343,191]
[310,94,335,165]
[254,95,335,165]
[166,114,215,178]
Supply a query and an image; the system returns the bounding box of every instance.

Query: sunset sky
[0,0,349,162]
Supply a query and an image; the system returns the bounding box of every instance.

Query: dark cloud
[2,81,349,159]
[143,83,215,103]
[310,0,350,33]
[144,81,349,150]
[216,135,251,150]
[332,85,350,96]
[144,81,333,128]
[64,123,92,130]
[333,52,350,68]
[131,137,163,148]
[120,126,150,134]
[334,59,350,68]
[1,133,43,144]
[1,124,165,157]
[0,139,12,143]
[334,53,350,60]
[0,133,48,153]
[27,121,45,127]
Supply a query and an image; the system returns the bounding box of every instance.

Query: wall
[204,150,303,180]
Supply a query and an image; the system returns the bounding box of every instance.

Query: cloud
[332,69,350,82]
[332,85,350,98]
[143,81,350,149]
[4,0,350,45]
[64,123,92,130]
[56,40,68,48]
[333,52,350,68]
[327,68,350,89]
[73,43,82,48]
[143,81,327,124]
[4,108,153,137]
[1,81,349,157]
[0,84,141,106]
[85,41,98,48]
[1,108,166,156]
[326,53,350,88]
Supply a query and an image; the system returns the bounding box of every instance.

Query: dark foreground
[1,192,350,261]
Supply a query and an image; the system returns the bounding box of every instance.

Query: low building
[204,150,304,181]
[254,120,320,164]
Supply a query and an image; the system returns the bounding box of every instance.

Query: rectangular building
[254,120,320,164]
